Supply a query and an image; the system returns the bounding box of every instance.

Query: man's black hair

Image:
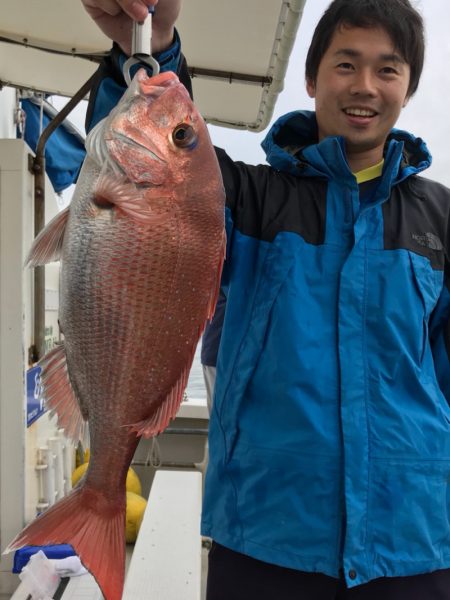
[305,0,425,98]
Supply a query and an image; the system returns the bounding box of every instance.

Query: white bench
[11,469,203,600]
[123,469,203,599]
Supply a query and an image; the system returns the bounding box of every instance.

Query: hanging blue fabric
[21,98,86,193]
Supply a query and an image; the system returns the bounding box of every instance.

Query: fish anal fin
[206,230,226,321]
[4,485,125,600]
[25,207,69,267]
[128,364,192,438]
[128,231,226,438]
[94,173,168,225]
[39,344,88,444]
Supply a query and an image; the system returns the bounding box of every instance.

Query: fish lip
[106,131,165,164]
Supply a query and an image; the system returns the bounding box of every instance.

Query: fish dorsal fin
[25,207,69,267]
[39,344,88,444]
[127,361,193,438]
[94,173,169,225]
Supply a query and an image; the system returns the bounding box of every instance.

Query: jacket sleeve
[214,147,277,285]
[85,30,192,133]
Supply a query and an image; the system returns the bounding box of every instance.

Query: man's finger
[82,0,123,17]
[118,0,157,21]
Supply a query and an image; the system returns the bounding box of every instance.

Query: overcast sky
[208,0,450,188]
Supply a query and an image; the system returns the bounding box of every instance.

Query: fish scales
[5,70,225,600]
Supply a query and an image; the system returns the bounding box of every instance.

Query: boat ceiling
[0,0,306,131]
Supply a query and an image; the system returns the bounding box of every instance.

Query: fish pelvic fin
[4,485,126,600]
[25,206,69,267]
[94,172,169,224]
[39,344,88,444]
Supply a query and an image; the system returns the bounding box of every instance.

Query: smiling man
[81,0,450,598]
[306,26,411,172]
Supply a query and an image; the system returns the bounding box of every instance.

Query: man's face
[306,25,411,167]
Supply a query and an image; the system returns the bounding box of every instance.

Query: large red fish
[6,69,225,600]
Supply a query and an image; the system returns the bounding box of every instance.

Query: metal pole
[132,461,200,469]
[29,73,97,363]
[162,427,209,436]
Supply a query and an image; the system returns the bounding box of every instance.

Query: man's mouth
[343,107,378,118]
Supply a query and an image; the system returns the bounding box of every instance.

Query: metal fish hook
[123,6,160,87]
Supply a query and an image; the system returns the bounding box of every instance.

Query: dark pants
[206,542,450,600]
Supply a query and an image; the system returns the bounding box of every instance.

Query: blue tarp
[13,544,76,573]
[21,98,86,193]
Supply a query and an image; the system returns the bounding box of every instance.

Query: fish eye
[172,123,197,149]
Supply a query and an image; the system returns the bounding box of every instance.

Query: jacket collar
[261,110,432,185]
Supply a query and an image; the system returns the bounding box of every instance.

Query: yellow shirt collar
[353,159,384,184]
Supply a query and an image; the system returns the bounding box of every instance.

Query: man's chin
[344,137,385,156]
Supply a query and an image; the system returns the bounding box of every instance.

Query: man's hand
[81,0,182,55]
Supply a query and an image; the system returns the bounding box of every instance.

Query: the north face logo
[411,232,443,251]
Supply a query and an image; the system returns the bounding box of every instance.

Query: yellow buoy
[71,463,142,496]
[126,491,147,543]
[71,462,88,487]
[126,467,142,496]
[75,447,90,468]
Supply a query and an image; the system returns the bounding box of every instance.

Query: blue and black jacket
[87,40,450,587]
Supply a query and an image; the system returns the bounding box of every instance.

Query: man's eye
[380,67,398,74]
[337,62,354,70]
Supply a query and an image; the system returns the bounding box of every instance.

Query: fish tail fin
[4,485,125,600]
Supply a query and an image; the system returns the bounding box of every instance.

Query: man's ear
[306,78,316,99]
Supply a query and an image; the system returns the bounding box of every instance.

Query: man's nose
[350,69,377,96]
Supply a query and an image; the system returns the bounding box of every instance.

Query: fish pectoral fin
[127,364,193,438]
[39,343,88,444]
[94,173,169,224]
[25,206,69,267]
